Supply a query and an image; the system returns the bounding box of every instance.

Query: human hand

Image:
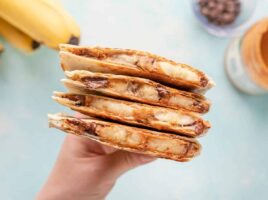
[36,134,156,200]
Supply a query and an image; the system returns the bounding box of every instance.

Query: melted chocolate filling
[192,101,208,112]
[179,120,205,135]
[127,81,142,93]
[156,85,169,99]
[200,76,208,87]
[62,94,86,106]
[71,49,107,59]
[81,77,108,89]
[66,119,97,135]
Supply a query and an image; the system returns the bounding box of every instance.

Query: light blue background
[0,1,268,199]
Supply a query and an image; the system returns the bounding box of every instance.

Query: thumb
[105,151,156,179]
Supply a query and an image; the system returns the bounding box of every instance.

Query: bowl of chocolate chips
[191,0,257,37]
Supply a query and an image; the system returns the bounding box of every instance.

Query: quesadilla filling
[65,71,210,113]
[49,115,200,160]
[80,77,109,89]
[65,47,208,87]
[53,93,210,136]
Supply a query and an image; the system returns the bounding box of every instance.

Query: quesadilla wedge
[59,44,214,91]
[63,70,210,113]
[48,113,201,162]
[52,92,210,137]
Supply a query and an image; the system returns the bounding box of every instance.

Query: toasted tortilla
[52,92,210,137]
[59,44,214,91]
[48,113,201,162]
[63,70,210,113]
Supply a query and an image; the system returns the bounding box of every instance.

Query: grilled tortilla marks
[81,77,109,89]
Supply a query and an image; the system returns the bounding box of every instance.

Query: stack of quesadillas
[48,44,214,162]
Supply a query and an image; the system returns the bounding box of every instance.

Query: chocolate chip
[198,0,207,6]
[226,4,236,12]
[66,119,80,126]
[72,49,106,59]
[198,0,240,26]
[84,122,97,135]
[222,13,235,23]
[66,119,98,135]
[216,0,226,3]
[81,77,108,89]
[193,101,209,113]
[127,81,141,93]
[215,3,224,12]
[208,1,216,9]
[208,10,219,19]
[194,121,205,135]
[156,85,169,99]
[201,7,210,16]
[63,94,86,106]
[200,76,208,87]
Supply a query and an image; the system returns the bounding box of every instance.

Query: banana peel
[0,17,39,53]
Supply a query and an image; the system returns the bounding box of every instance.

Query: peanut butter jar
[225,18,268,94]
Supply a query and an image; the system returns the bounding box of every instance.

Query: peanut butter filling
[261,31,268,68]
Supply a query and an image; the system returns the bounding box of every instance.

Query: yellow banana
[0,0,80,49]
[0,17,39,53]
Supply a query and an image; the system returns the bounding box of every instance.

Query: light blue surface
[0,1,268,199]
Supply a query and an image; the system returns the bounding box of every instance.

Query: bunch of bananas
[0,0,80,53]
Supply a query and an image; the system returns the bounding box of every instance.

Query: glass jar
[191,0,257,37]
[225,18,268,95]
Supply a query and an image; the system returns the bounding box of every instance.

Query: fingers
[63,135,117,157]
[75,112,88,118]
[64,135,102,155]
[104,151,156,179]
